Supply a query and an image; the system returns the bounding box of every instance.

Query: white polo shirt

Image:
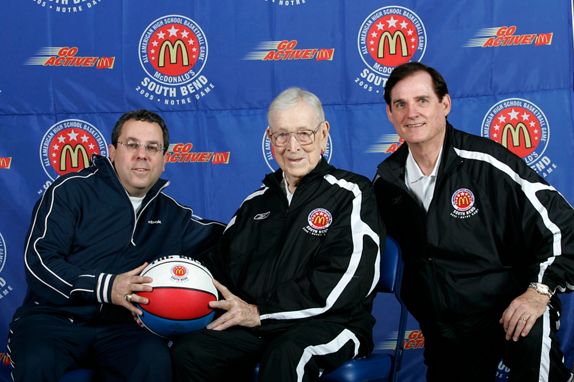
[404,147,442,212]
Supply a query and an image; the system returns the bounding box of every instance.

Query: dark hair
[111,109,169,153]
[384,62,449,106]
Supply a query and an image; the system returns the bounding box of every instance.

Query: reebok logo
[147,220,162,224]
[253,211,270,220]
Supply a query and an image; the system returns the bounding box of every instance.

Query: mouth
[286,157,304,164]
[405,122,425,128]
[132,167,150,174]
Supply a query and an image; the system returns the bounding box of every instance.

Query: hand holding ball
[136,255,218,338]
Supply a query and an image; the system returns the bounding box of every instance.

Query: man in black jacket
[9,110,223,382]
[373,62,574,381]
[172,88,383,382]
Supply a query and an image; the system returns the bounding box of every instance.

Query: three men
[9,110,223,382]
[172,87,382,382]
[373,62,574,381]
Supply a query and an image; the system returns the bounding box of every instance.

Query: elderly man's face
[267,100,329,190]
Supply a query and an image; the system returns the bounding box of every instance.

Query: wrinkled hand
[499,288,550,341]
[207,279,261,331]
[111,263,153,316]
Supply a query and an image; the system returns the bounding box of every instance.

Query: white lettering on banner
[32,0,102,12]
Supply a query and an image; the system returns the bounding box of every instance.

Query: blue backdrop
[0,1,573,380]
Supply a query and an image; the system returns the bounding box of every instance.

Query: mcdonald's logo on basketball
[172,265,188,278]
[307,208,333,230]
[40,119,107,181]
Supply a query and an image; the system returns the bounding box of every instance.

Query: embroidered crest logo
[450,188,479,219]
[304,208,332,236]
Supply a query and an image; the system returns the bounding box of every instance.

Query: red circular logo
[171,265,188,278]
[40,119,107,181]
[451,188,475,212]
[307,208,333,230]
[147,23,200,77]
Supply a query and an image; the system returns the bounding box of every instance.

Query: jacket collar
[263,157,333,191]
[377,122,461,183]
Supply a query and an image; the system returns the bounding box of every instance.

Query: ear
[161,152,167,172]
[386,104,393,121]
[320,121,330,152]
[441,94,452,117]
[108,143,116,161]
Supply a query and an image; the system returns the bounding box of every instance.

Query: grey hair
[267,87,325,126]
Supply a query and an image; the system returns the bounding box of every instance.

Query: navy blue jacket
[15,155,224,321]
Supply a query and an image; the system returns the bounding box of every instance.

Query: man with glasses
[171,87,383,382]
[9,109,224,382]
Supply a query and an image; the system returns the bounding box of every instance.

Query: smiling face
[267,100,329,190]
[108,119,166,197]
[386,70,451,150]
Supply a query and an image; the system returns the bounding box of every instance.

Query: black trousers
[8,313,172,382]
[422,306,572,382]
[171,320,360,382]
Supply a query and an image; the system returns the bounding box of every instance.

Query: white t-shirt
[129,195,145,214]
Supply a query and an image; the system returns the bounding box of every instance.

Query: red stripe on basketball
[138,288,216,320]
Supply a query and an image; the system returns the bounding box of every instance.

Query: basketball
[136,255,218,338]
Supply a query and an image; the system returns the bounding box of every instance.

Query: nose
[135,145,149,159]
[286,133,301,151]
[406,104,419,119]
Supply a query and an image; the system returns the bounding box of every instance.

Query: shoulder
[325,168,374,195]
[451,128,537,177]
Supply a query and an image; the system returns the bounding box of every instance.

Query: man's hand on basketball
[207,279,261,331]
[111,263,153,316]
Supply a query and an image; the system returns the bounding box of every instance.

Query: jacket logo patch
[253,211,270,220]
[303,208,332,236]
[450,188,479,219]
[147,220,162,224]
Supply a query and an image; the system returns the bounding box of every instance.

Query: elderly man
[373,62,574,381]
[172,87,383,382]
[9,110,223,382]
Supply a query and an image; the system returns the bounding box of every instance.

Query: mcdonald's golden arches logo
[172,265,188,278]
[451,188,475,212]
[40,119,108,181]
[307,208,333,231]
[358,6,426,77]
[481,98,549,166]
[139,15,208,86]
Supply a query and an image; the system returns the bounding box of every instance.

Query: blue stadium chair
[59,367,94,382]
[320,236,407,382]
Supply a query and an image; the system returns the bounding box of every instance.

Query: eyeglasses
[268,122,324,147]
[117,141,164,155]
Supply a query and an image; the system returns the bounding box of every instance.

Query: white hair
[267,87,325,126]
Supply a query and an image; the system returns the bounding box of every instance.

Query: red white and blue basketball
[136,255,218,338]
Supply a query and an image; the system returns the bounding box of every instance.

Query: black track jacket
[373,125,574,333]
[206,159,382,354]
